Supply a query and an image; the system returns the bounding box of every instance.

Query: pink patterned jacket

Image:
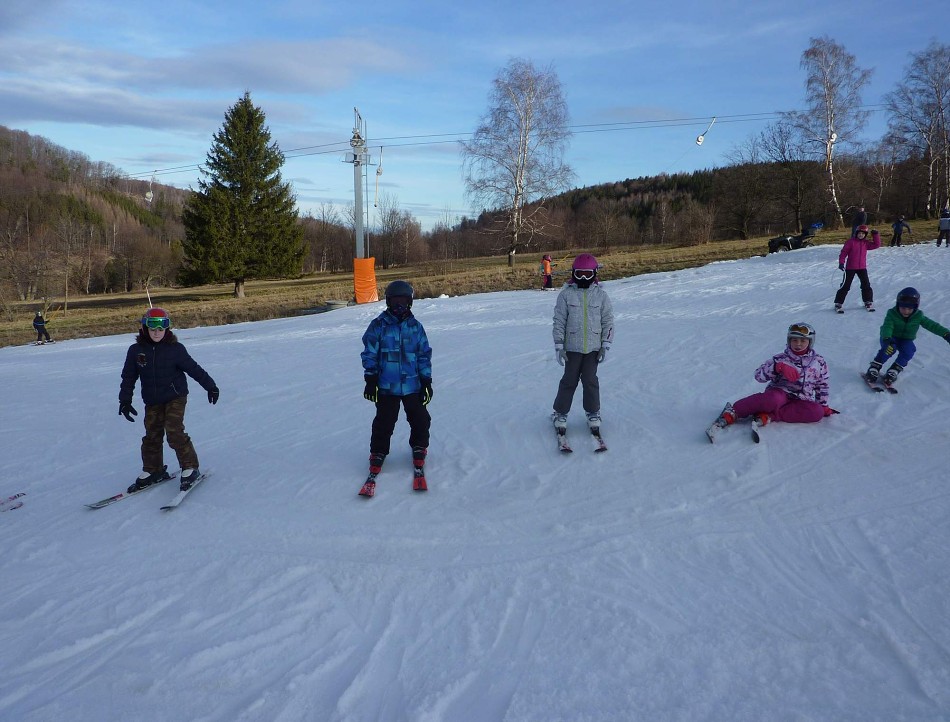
[753,347,829,406]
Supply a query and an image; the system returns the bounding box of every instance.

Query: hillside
[2,243,949,720]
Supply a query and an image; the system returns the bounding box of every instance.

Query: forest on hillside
[2,34,949,315]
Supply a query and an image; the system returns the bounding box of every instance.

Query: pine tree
[182,92,304,297]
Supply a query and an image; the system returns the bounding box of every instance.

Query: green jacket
[879,307,949,341]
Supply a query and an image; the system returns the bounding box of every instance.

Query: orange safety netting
[353,257,379,304]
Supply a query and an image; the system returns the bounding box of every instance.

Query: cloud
[0,37,417,95]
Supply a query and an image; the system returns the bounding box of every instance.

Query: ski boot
[127,465,171,494]
[360,453,386,497]
[552,412,568,431]
[865,302,875,312]
[705,403,736,443]
[865,360,882,382]
[883,363,903,387]
[180,468,201,492]
[585,412,601,434]
[412,447,428,492]
[834,303,843,314]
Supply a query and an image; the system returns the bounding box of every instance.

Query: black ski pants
[834,269,873,306]
[553,350,601,415]
[370,393,430,455]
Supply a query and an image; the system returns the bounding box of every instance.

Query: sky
[0,0,944,231]
[2,241,950,719]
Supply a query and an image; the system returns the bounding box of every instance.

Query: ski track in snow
[2,244,950,720]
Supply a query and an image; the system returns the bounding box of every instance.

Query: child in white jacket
[551,253,614,435]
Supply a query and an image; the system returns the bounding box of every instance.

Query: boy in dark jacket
[864,288,950,387]
[119,308,219,493]
[359,280,433,496]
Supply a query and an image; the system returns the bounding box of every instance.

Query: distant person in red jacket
[834,225,881,313]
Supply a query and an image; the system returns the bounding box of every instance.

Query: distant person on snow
[851,206,868,236]
[551,253,614,438]
[540,254,554,290]
[890,216,911,247]
[834,225,881,313]
[706,323,833,442]
[863,288,950,387]
[937,214,950,248]
[32,311,52,344]
[118,308,219,494]
[360,280,433,496]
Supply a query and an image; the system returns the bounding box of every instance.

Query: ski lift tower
[347,109,369,258]
[345,108,378,302]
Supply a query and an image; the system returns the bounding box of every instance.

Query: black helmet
[384,280,414,302]
[896,287,920,310]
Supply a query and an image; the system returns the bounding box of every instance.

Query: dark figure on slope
[890,216,911,247]
[119,308,219,493]
[834,226,881,312]
[33,311,52,344]
[864,288,950,387]
[360,280,433,495]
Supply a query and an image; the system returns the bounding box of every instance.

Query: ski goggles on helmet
[144,315,170,330]
[788,324,813,338]
[573,269,595,281]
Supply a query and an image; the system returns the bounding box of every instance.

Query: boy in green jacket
[865,287,950,386]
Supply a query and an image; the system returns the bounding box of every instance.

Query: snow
[2,243,950,721]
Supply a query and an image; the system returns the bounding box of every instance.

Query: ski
[860,372,896,393]
[590,427,608,452]
[705,421,722,443]
[1,492,26,512]
[556,427,573,453]
[160,473,209,511]
[359,473,378,498]
[751,422,764,444]
[412,468,428,492]
[86,471,176,509]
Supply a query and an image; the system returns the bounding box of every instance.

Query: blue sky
[0,0,941,230]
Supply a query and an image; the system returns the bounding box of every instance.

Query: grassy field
[1,232,855,348]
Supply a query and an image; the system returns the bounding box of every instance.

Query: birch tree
[885,43,950,216]
[786,37,872,228]
[461,58,573,266]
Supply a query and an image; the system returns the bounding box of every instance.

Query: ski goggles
[573,269,595,281]
[144,316,170,330]
[788,324,812,337]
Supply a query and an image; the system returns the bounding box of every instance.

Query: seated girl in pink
[707,323,833,441]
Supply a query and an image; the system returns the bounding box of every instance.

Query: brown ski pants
[141,396,199,472]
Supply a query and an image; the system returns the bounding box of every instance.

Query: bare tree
[885,42,950,216]
[786,37,872,228]
[461,58,574,266]
[759,121,825,232]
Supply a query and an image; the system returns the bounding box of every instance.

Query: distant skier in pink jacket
[834,225,881,312]
[706,323,835,442]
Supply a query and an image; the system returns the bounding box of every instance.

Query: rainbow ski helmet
[895,287,920,311]
[141,307,170,330]
[787,322,815,349]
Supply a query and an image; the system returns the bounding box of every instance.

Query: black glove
[883,338,897,356]
[420,377,433,406]
[208,387,219,404]
[119,402,137,422]
[363,375,378,402]
[944,333,950,345]
[838,263,845,271]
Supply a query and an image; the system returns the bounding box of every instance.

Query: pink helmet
[572,253,598,271]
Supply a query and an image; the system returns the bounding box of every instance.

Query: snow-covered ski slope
[2,243,949,721]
